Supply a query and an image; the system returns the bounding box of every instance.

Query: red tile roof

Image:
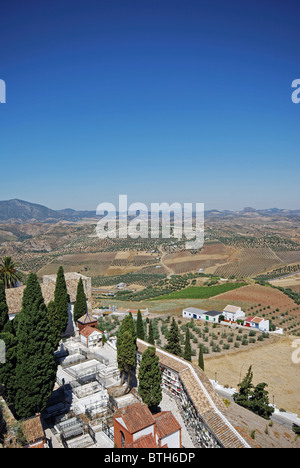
[126,433,158,449]
[80,326,102,338]
[115,403,155,434]
[245,316,263,324]
[154,411,181,440]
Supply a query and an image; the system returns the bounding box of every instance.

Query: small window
[120,431,125,448]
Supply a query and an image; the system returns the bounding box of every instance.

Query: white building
[183,308,222,323]
[244,316,270,332]
[182,307,207,320]
[202,310,223,323]
[79,326,103,348]
[223,305,245,322]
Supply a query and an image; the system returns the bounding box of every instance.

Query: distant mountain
[0,199,61,221]
[0,199,96,222]
[0,199,299,223]
[56,208,96,219]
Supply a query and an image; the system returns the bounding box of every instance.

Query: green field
[152,282,247,300]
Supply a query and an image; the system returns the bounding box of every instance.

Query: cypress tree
[147,320,155,345]
[250,382,274,420]
[165,317,182,357]
[136,310,144,340]
[14,273,57,420]
[54,266,69,335]
[118,330,136,392]
[73,278,87,324]
[183,326,192,361]
[0,280,9,333]
[138,346,162,409]
[47,300,62,350]
[117,313,137,386]
[233,366,254,410]
[0,331,17,403]
[198,344,204,371]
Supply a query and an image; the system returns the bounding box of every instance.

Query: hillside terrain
[1,200,300,286]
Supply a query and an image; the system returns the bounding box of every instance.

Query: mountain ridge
[0,199,299,223]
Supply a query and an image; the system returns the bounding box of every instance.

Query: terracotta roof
[137,340,189,374]
[245,316,264,324]
[136,340,250,449]
[154,411,181,440]
[115,403,155,434]
[21,415,45,447]
[126,433,158,449]
[80,326,102,338]
[252,317,264,323]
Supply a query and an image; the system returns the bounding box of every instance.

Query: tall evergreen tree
[118,330,136,393]
[147,320,155,345]
[73,278,87,324]
[117,313,137,387]
[234,366,274,420]
[0,331,17,403]
[250,382,274,420]
[198,344,204,371]
[0,280,9,333]
[136,310,144,340]
[233,366,254,410]
[138,346,162,409]
[47,301,62,350]
[165,317,182,357]
[14,273,57,420]
[183,326,192,361]
[54,266,69,335]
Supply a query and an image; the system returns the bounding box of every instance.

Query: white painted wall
[160,430,180,448]
[133,424,155,441]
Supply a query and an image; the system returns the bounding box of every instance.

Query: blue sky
[0,0,299,211]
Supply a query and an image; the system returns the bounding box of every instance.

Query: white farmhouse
[223,305,245,322]
[182,307,207,320]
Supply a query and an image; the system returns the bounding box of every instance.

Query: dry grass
[203,335,300,415]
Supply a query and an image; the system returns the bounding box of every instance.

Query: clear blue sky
[0,0,299,211]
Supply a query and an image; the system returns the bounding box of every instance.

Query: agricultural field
[152,282,247,300]
[216,284,300,335]
[213,247,284,279]
[2,208,300,285]
[37,250,160,278]
[270,274,300,293]
[98,312,278,363]
[162,242,234,274]
[154,315,277,358]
